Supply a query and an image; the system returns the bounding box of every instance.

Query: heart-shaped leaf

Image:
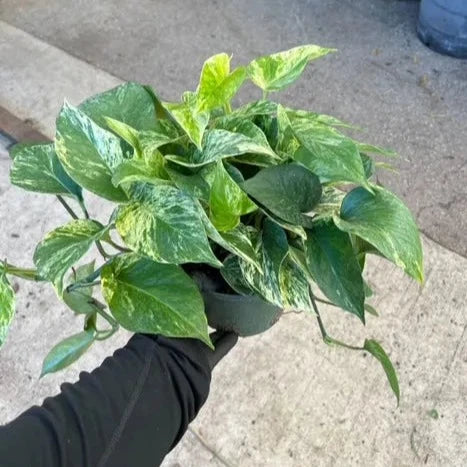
[79,82,158,131]
[41,330,95,376]
[197,53,246,111]
[101,254,211,347]
[34,219,110,292]
[55,102,127,201]
[305,222,365,321]
[10,143,82,200]
[248,45,335,92]
[116,183,221,267]
[62,261,96,315]
[0,271,15,348]
[334,186,423,282]
[242,163,321,227]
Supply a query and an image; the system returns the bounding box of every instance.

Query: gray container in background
[417,0,467,58]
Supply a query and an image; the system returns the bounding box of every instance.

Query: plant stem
[314,297,340,308]
[104,238,131,253]
[67,280,101,293]
[56,195,79,219]
[223,102,232,114]
[262,90,269,100]
[79,200,90,219]
[2,262,43,281]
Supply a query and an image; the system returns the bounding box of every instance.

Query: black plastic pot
[417,0,467,58]
[202,291,282,337]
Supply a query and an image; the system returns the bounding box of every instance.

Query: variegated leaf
[0,270,15,348]
[279,256,312,312]
[9,143,82,199]
[116,183,221,267]
[34,220,110,293]
[101,253,211,347]
[55,102,127,201]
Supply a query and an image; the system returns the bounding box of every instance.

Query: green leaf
[55,102,127,201]
[104,117,142,156]
[305,222,365,321]
[363,339,400,404]
[34,219,110,292]
[101,254,211,347]
[197,202,261,271]
[280,256,312,312]
[242,163,322,227]
[261,207,307,240]
[286,108,354,129]
[207,161,256,231]
[79,82,157,131]
[334,186,423,282]
[360,153,375,179]
[0,271,15,348]
[196,53,246,111]
[116,183,221,267]
[166,128,275,168]
[286,111,368,187]
[10,143,82,199]
[41,330,95,376]
[239,219,288,306]
[62,261,97,315]
[248,45,336,92]
[166,167,211,200]
[364,303,379,317]
[221,255,257,296]
[311,186,345,222]
[112,158,170,188]
[138,120,181,155]
[233,100,278,118]
[164,100,209,149]
[354,141,397,158]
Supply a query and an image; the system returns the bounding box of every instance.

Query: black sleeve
[0,334,211,467]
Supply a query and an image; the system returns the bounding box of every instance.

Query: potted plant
[0,45,423,402]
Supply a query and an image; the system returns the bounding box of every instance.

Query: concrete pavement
[0,4,467,466]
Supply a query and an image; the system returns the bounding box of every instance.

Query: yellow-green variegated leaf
[55,102,127,201]
[9,143,82,199]
[239,219,288,306]
[0,270,15,348]
[197,202,261,272]
[166,128,275,168]
[104,117,142,156]
[206,161,256,232]
[334,186,423,283]
[248,45,336,92]
[164,100,209,149]
[34,220,110,293]
[79,82,158,131]
[221,255,258,296]
[101,253,211,347]
[116,184,221,267]
[138,120,181,156]
[197,53,246,111]
[112,158,170,188]
[279,256,312,312]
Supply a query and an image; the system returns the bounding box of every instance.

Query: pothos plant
[0,45,423,402]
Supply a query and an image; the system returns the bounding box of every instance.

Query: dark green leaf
[221,255,257,296]
[360,153,375,179]
[242,163,321,227]
[196,53,246,111]
[334,186,423,282]
[41,330,95,376]
[166,128,275,168]
[364,339,400,404]
[101,254,211,347]
[55,102,127,201]
[79,82,157,131]
[116,183,221,267]
[63,261,97,315]
[34,219,110,292]
[166,167,211,200]
[305,223,365,321]
[0,271,15,348]
[248,45,336,92]
[10,143,82,199]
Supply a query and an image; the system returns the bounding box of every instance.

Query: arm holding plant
[0,332,237,467]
